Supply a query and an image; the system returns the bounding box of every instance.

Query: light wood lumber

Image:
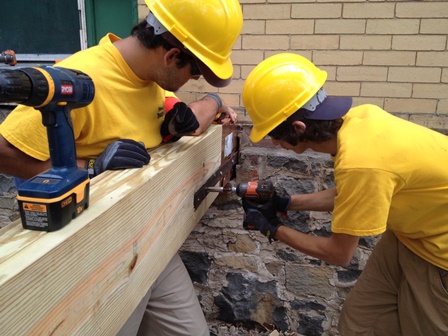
[0,125,222,335]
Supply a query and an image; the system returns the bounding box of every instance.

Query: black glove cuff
[276,194,291,214]
[265,221,282,243]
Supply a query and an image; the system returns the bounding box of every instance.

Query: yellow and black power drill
[0,65,95,231]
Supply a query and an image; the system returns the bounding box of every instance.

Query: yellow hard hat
[145,0,243,87]
[242,53,328,143]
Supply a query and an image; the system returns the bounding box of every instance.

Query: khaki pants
[338,231,448,336]
[117,253,209,336]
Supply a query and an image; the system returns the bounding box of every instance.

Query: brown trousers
[117,253,209,336]
[338,230,448,336]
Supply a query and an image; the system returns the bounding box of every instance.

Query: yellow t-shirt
[0,34,176,160]
[332,104,448,269]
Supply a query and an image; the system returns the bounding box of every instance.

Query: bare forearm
[274,225,359,266]
[0,135,88,180]
[189,96,220,134]
[289,187,336,212]
[189,94,237,135]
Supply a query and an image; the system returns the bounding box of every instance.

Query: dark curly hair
[130,19,196,70]
[268,109,343,145]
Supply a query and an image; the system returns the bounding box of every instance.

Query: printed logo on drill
[61,84,74,95]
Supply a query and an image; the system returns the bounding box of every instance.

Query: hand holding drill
[207,180,290,242]
[242,186,290,242]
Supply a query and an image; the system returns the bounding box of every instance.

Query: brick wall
[138,0,448,129]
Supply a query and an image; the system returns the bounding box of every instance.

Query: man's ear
[291,120,306,134]
[164,48,180,66]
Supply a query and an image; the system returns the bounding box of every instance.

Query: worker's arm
[0,134,50,179]
[274,226,359,266]
[189,94,237,135]
[289,187,337,212]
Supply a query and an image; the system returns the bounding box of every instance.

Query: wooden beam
[0,125,223,335]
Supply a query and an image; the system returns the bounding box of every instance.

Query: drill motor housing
[0,66,95,231]
[235,180,275,204]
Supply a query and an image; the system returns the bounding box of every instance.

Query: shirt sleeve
[0,104,50,161]
[164,91,180,114]
[332,168,405,236]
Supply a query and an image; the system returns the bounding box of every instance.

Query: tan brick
[291,35,339,50]
[392,36,446,51]
[232,65,242,80]
[313,51,363,65]
[340,35,391,50]
[219,93,240,108]
[266,50,312,62]
[241,65,259,79]
[366,19,419,35]
[268,0,318,3]
[243,4,290,19]
[352,97,385,108]
[324,82,361,97]
[364,51,416,66]
[319,65,336,81]
[413,84,448,99]
[384,98,437,113]
[388,67,442,83]
[442,69,448,83]
[240,0,264,3]
[409,114,448,131]
[420,19,448,34]
[437,100,448,114]
[417,52,448,67]
[242,35,290,50]
[315,19,366,34]
[344,3,395,19]
[361,83,412,97]
[266,20,314,35]
[231,50,265,65]
[397,3,448,18]
[337,66,388,82]
[291,4,342,19]
[312,0,365,2]
[219,79,245,94]
[242,20,265,34]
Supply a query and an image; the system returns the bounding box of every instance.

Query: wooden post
[0,126,223,335]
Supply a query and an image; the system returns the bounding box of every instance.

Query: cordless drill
[206,180,277,228]
[0,66,95,231]
[206,180,275,203]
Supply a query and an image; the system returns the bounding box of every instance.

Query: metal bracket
[194,151,238,210]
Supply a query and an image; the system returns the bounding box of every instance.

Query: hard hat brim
[196,58,232,88]
[297,95,352,121]
[249,95,352,143]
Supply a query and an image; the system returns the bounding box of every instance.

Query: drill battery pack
[17,172,90,232]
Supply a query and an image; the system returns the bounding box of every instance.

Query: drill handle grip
[43,105,77,170]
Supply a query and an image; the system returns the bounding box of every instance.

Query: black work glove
[244,208,283,243]
[86,139,150,178]
[161,102,199,143]
[242,191,291,218]
[272,192,291,217]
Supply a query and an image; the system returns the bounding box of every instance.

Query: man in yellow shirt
[0,0,243,335]
[241,53,448,335]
